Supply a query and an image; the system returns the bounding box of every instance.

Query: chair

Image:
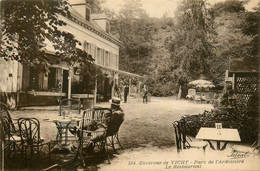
[173,117,207,153]
[1,115,21,167]
[231,141,259,156]
[186,89,196,100]
[76,108,110,167]
[59,99,81,116]
[93,107,124,153]
[0,102,19,135]
[18,118,51,161]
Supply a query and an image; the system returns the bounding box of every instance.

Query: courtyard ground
[8,97,260,171]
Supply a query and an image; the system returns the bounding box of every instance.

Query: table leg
[206,140,215,150]
[220,142,228,151]
[217,141,220,150]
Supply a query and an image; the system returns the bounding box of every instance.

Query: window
[83,42,90,53]
[48,67,62,91]
[29,68,48,91]
[105,51,110,67]
[97,48,101,64]
[115,55,119,69]
[106,21,110,33]
[101,50,105,66]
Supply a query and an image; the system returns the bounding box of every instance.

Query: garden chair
[231,141,259,156]
[186,89,196,100]
[76,108,110,167]
[0,102,19,135]
[18,118,51,161]
[173,117,207,153]
[59,98,81,116]
[1,115,22,167]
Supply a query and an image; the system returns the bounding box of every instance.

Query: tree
[0,0,95,72]
[209,0,258,85]
[112,0,155,75]
[86,0,105,14]
[168,0,214,88]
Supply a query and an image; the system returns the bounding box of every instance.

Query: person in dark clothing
[142,84,148,104]
[124,85,129,103]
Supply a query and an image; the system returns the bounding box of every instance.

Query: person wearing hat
[109,97,124,116]
[107,97,125,136]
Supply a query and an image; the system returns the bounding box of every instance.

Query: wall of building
[0,59,23,93]
[57,15,120,69]
[0,6,121,107]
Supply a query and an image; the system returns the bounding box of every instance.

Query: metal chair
[0,102,19,135]
[1,115,22,168]
[173,117,207,153]
[59,98,81,116]
[76,108,110,167]
[18,118,51,161]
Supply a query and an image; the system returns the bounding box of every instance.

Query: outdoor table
[195,127,241,150]
[52,115,82,144]
[45,115,82,155]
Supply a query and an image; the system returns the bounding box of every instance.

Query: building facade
[0,0,141,107]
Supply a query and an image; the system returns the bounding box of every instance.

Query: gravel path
[12,97,260,171]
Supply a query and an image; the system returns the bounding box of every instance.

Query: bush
[184,108,258,143]
[149,83,177,97]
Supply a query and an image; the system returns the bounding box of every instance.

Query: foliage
[75,65,103,94]
[212,0,245,16]
[170,0,214,80]
[0,0,95,72]
[102,0,258,97]
[184,88,259,143]
[111,0,155,75]
[208,1,258,85]
[184,107,258,143]
[146,0,215,96]
[86,0,105,14]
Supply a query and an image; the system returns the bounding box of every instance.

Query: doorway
[62,70,69,94]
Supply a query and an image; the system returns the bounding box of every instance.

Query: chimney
[91,14,110,33]
[69,0,91,21]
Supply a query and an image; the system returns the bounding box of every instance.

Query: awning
[96,64,144,79]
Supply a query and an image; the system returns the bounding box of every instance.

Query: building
[0,0,142,107]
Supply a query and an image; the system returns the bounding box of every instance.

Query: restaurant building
[0,0,142,107]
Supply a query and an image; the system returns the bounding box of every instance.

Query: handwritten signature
[227,151,250,159]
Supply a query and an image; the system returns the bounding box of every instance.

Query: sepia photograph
[0,0,259,170]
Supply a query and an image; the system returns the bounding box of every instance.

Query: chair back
[81,108,95,130]
[18,118,40,145]
[173,117,192,152]
[0,102,16,133]
[1,115,12,141]
[81,108,110,130]
[173,122,182,153]
[93,107,111,124]
[188,89,196,97]
[59,99,81,116]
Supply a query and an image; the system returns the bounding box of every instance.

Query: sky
[102,0,259,18]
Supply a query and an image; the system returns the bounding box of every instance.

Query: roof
[67,6,123,47]
[91,13,108,20]
[96,64,144,79]
[228,56,259,73]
